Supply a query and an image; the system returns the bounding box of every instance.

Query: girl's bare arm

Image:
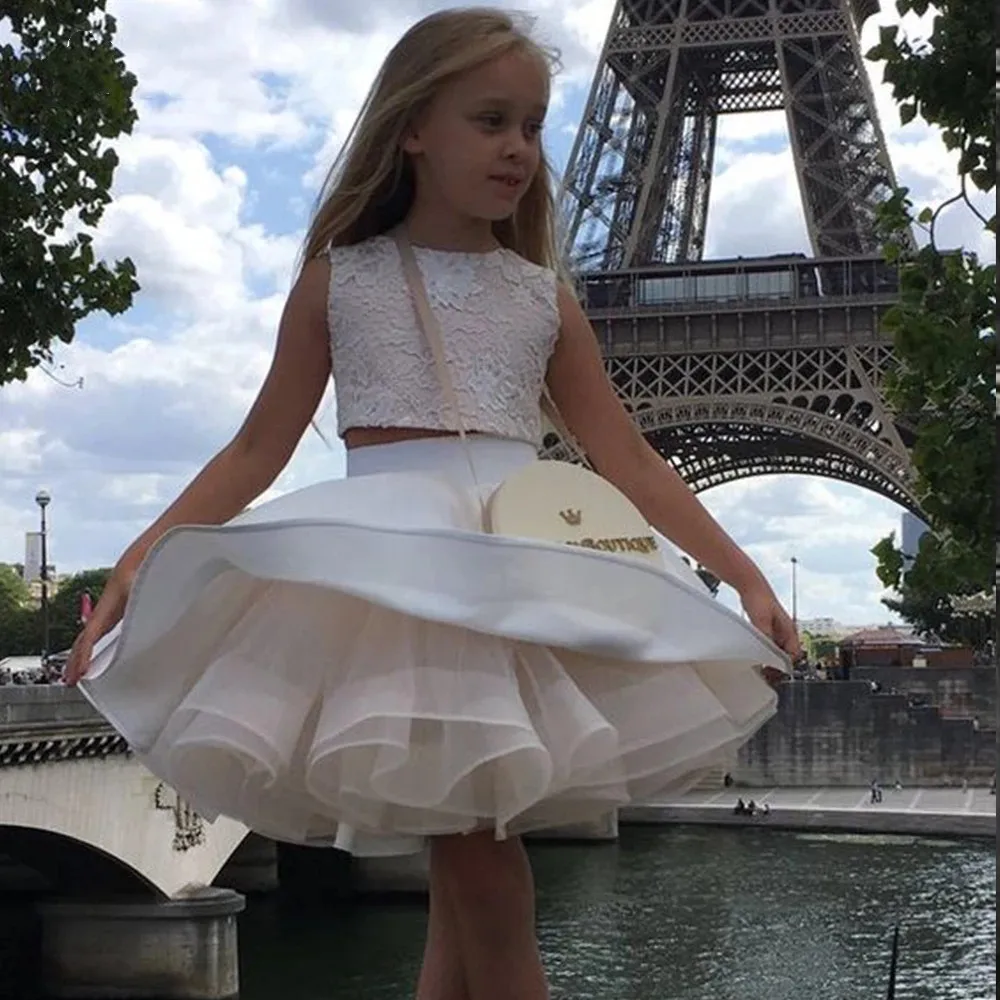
[545,282,767,595]
[114,257,332,576]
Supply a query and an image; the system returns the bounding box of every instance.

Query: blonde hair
[300,8,564,273]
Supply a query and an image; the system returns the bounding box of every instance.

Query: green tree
[801,631,838,665]
[873,533,994,645]
[0,567,113,660]
[0,609,41,660]
[0,564,39,659]
[865,0,995,627]
[1,0,140,385]
[47,567,112,653]
[0,562,30,613]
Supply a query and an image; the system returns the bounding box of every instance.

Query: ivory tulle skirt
[80,436,787,856]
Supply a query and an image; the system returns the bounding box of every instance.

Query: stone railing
[0,685,127,768]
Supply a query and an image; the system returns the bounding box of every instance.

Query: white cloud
[702,476,903,622]
[111,0,312,147]
[0,0,990,632]
[705,146,810,256]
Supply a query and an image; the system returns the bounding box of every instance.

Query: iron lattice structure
[553,0,918,509]
[562,0,899,268]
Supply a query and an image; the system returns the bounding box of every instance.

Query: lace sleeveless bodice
[327,235,560,446]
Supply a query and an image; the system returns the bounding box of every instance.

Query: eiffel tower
[553,0,918,513]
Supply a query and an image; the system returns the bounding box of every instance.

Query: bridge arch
[0,824,160,897]
[0,748,248,899]
[542,397,921,516]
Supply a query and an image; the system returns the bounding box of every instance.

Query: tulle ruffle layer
[80,441,786,852]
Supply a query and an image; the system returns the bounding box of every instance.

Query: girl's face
[403,48,549,223]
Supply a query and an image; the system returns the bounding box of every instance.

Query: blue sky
[0,0,992,628]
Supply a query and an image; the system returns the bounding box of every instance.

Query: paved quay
[621,786,996,838]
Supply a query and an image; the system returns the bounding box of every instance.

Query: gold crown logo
[559,508,583,526]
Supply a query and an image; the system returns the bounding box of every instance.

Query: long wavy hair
[299,8,564,272]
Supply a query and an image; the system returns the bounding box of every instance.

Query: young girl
[66,8,798,999]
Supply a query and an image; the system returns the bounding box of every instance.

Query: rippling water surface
[240,827,996,999]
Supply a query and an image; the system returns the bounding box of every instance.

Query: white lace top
[327,235,560,446]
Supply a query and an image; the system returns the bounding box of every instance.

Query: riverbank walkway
[621,785,996,838]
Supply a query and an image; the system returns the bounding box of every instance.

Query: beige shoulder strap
[392,230,590,469]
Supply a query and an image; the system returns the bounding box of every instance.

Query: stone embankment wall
[735,668,996,787]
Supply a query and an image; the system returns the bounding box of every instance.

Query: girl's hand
[63,567,134,686]
[739,580,801,664]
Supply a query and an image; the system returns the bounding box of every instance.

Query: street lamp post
[35,489,51,665]
[790,555,799,630]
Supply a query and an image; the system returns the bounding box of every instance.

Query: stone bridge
[0,685,248,899]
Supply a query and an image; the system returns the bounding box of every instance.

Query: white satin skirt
[80,436,786,856]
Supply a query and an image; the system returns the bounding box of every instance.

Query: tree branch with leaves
[865,0,995,646]
[0,0,140,385]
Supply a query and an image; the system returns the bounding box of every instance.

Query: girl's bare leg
[429,831,549,1000]
[416,843,470,1000]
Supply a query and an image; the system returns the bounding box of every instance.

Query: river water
[238,826,995,1000]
